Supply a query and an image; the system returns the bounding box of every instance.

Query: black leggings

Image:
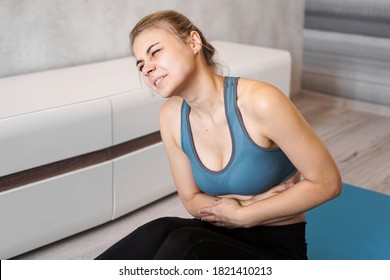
[95,217,307,260]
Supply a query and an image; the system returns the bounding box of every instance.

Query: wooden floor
[12,91,390,260]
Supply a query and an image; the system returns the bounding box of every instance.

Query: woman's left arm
[199,82,342,228]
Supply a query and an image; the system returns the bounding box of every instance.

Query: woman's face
[132,27,198,98]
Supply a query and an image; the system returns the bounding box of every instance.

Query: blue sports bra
[181,76,297,195]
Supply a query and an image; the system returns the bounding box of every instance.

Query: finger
[198,208,214,215]
[200,215,218,223]
[268,184,288,193]
[214,199,223,205]
[272,182,294,192]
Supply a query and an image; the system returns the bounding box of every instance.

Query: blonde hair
[129,10,220,73]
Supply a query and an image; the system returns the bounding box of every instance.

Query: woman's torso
[176,76,306,225]
[181,77,297,192]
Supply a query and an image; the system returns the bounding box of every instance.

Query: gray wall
[0,0,305,96]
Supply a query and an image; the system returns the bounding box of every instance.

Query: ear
[188,31,202,55]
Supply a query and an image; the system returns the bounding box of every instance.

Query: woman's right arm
[159,98,218,217]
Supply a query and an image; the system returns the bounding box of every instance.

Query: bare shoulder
[237,78,294,119]
[160,96,183,115]
[160,97,184,125]
[159,97,183,145]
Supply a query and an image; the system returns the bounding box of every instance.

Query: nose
[142,61,156,76]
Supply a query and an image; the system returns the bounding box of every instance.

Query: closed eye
[152,49,161,56]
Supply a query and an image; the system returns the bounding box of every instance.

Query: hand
[198,197,244,228]
[198,182,294,228]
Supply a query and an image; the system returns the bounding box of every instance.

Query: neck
[181,68,225,118]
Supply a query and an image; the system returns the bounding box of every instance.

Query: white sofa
[0,41,291,259]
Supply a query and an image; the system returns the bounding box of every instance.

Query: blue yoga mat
[306,183,390,260]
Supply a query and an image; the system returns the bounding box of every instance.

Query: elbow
[327,172,343,200]
[184,195,204,219]
[313,170,342,202]
[332,178,342,199]
[184,201,199,218]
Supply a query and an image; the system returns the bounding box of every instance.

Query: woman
[96,10,341,260]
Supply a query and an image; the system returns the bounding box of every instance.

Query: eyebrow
[136,42,160,67]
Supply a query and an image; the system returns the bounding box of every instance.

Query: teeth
[155,77,164,86]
